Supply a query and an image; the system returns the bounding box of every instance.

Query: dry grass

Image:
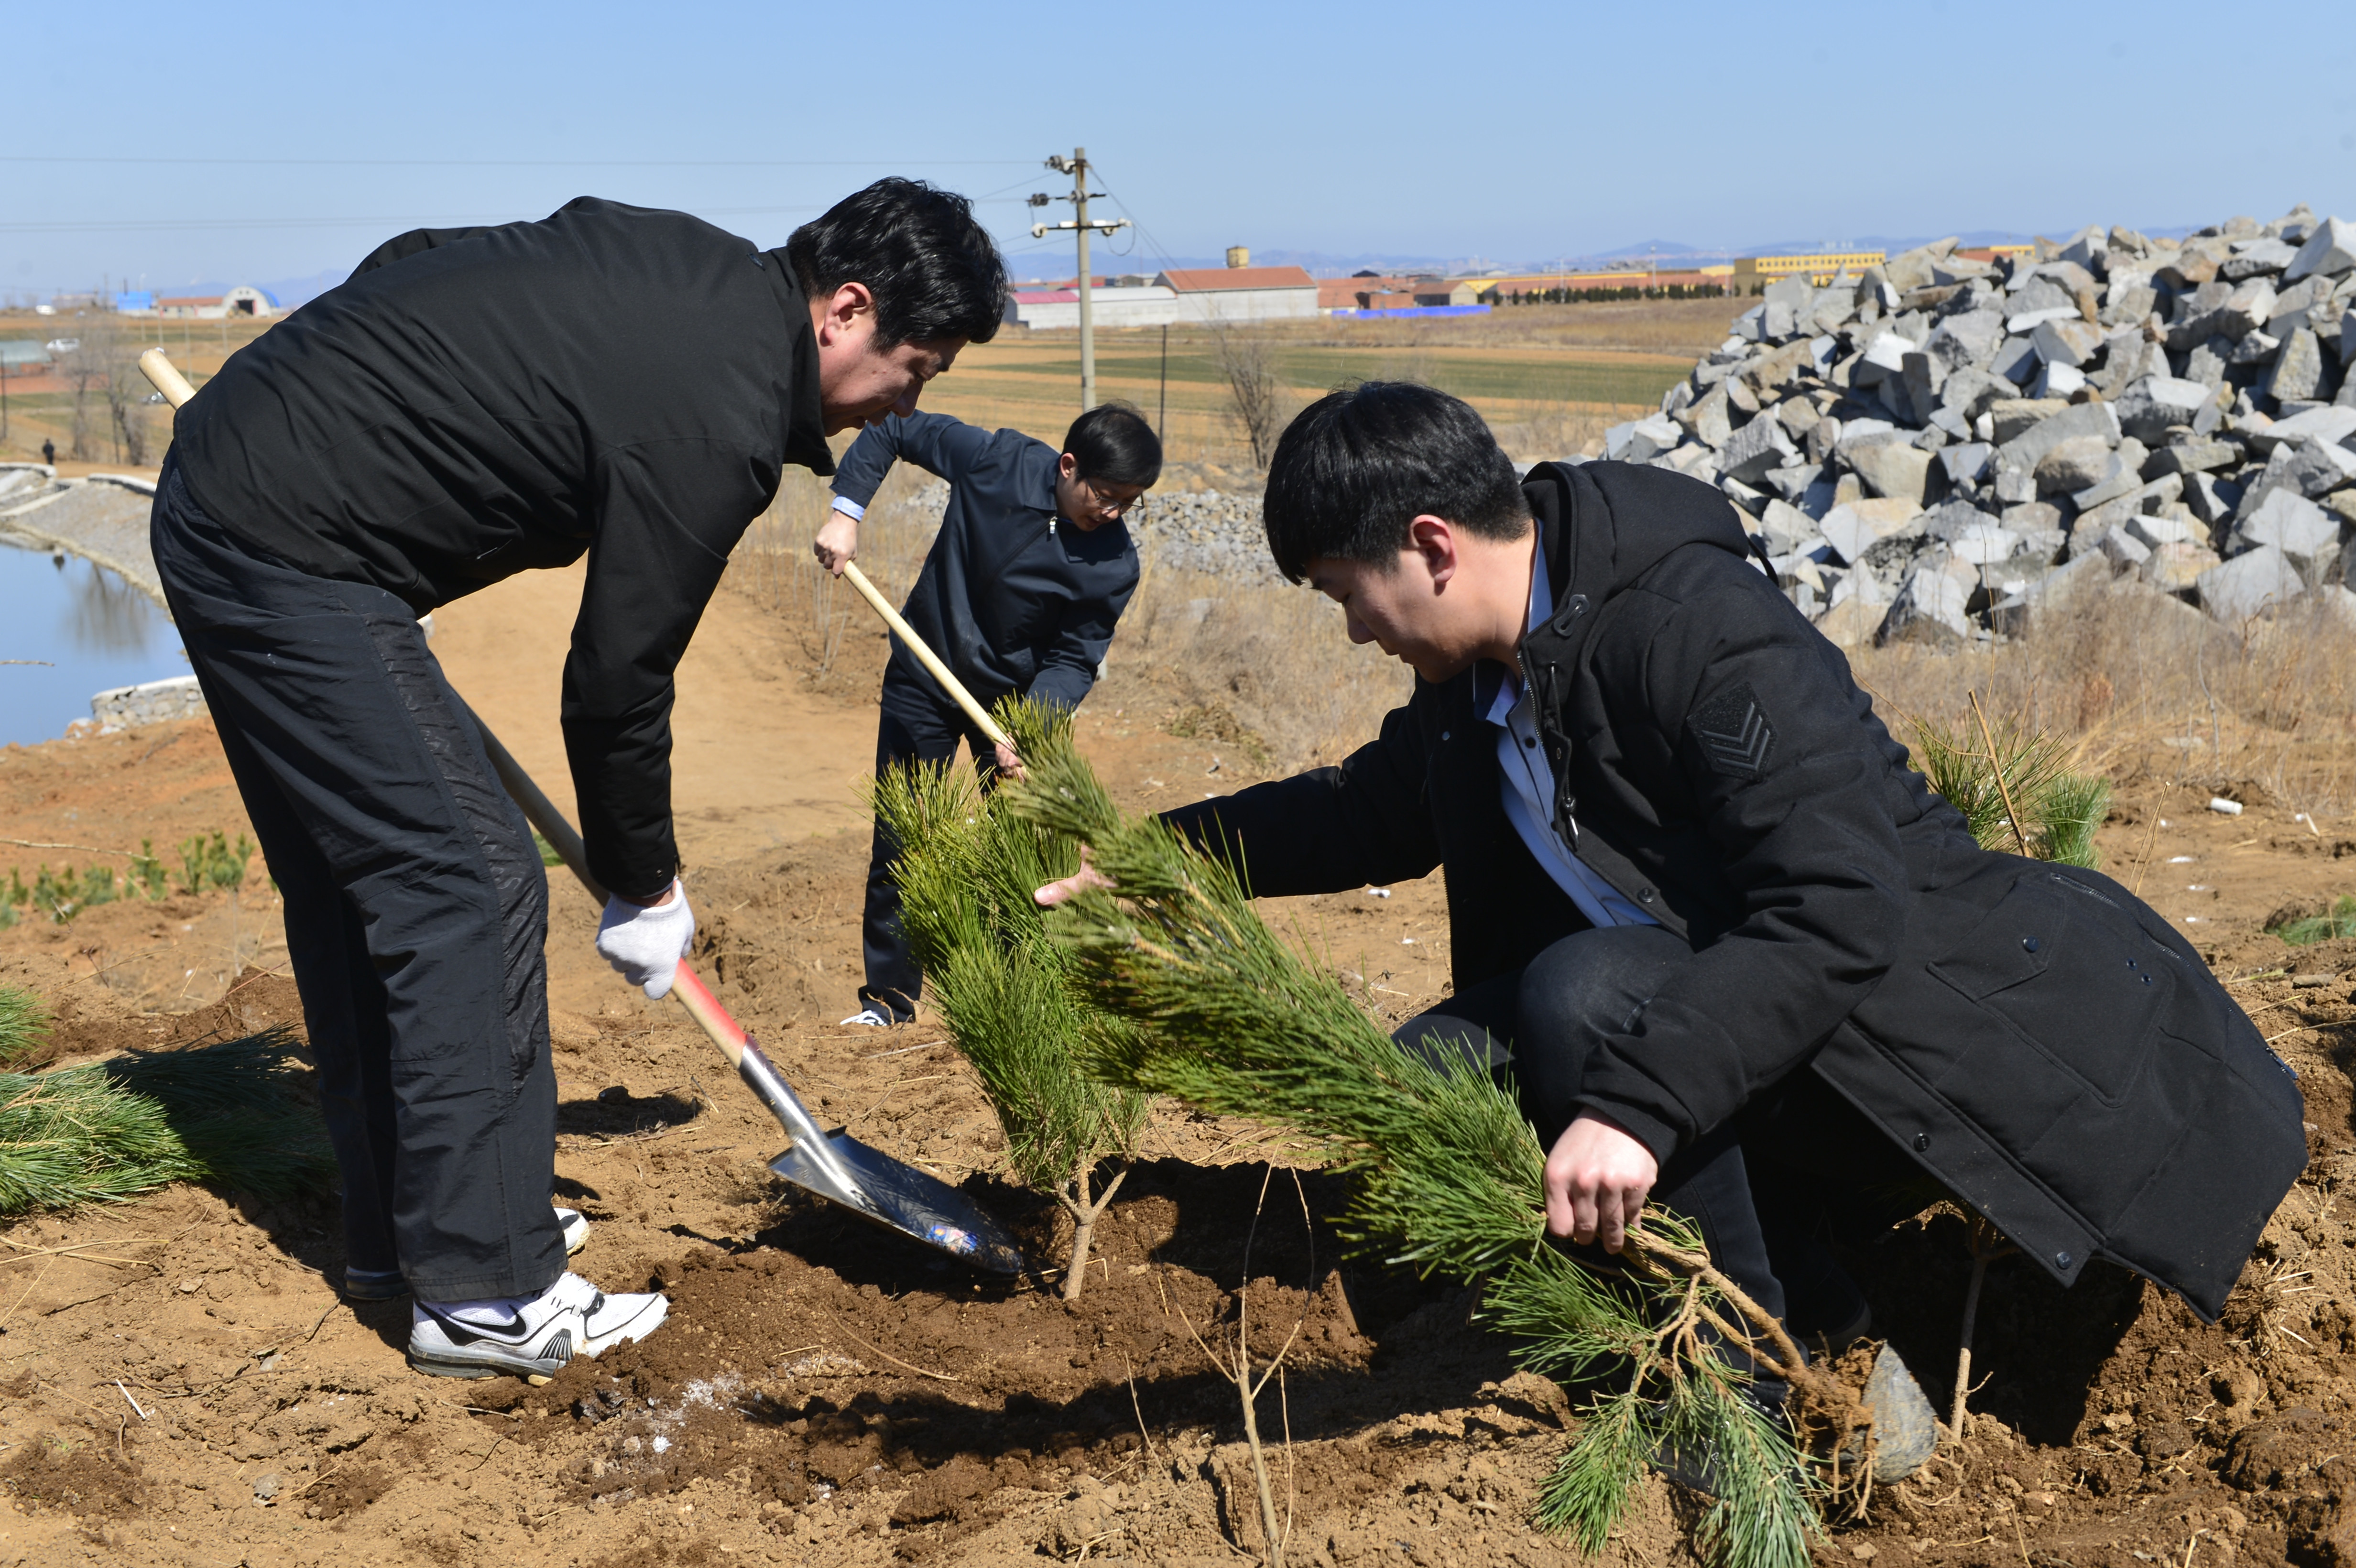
[1094,566,1415,773]
[1853,579,2356,821]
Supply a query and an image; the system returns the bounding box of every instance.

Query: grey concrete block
[1934,369,2008,425]
[2222,238,2298,279]
[2114,375,2215,443]
[2266,327,2329,404]
[2230,329,2282,366]
[2146,438,2241,477]
[1718,413,1799,483]
[1877,560,1975,644]
[2036,435,2116,496]
[1995,399,2122,474]
[2183,335,2234,388]
[2286,216,2356,283]
[1846,436,1936,503]
[2198,541,2306,621]
[1759,499,1819,555]
[1988,398,2071,445]
[1940,441,1994,487]
[2096,523,2153,567]
[1925,309,2004,372]
[2143,540,2223,593]
[2032,361,2087,399]
[2224,492,2337,565]
[2245,403,2356,455]
[1950,519,2021,566]
[1990,335,2042,385]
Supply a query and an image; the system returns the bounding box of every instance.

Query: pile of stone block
[1614,206,2356,645]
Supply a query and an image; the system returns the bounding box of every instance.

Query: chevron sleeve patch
[1688,682,1775,780]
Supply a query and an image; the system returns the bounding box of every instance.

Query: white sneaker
[839,1007,896,1027]
[556,1207,589,1255]
[407,1273,667,1383]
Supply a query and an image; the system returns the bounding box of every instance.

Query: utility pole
[1029,147,1129,411]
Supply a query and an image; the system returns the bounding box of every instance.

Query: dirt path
[4,565,2356,1565]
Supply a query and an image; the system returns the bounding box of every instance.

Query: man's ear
[1407,515,1460,588]
[817,281,876,345]
[1058,452,1079,481]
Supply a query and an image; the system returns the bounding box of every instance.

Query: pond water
[0,540,187,746]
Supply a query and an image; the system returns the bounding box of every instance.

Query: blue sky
[9,0,2355,297]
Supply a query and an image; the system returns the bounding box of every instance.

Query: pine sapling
[1909,695,2109,867]
[1006,730,1859,1568]
[870,699,1146,1299]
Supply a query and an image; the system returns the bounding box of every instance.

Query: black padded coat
[1163,458,2304,1321]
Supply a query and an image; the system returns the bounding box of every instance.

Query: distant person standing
[40,438,54,467]
[814,404,1159,1026]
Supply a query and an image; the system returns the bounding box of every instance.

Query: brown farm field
[4,523,2356,1567]
[11,287,2356,1567]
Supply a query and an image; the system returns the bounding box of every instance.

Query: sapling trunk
[1058,1159,1127,1302]
[1948,1217,2013,1442]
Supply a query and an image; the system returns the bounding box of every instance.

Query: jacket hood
[1523,458,1757,612]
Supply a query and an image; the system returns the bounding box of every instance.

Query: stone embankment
[1616,206,2356,643]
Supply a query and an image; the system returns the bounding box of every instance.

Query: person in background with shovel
[148,180,1006,1383]
[816,401,1159,1028]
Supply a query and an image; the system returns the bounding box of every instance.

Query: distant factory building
[154,285,279,320]
[1002,259,1319,330]
[1154,264,1319,323]
[1729,251,1885,288]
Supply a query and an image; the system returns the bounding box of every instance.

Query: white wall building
[1002,263,1320,330]
[154,285,278,320]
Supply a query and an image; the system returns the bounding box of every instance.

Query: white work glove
[595,881,695,1000]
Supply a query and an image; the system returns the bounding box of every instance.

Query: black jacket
[170,197,835,898]
[1165,458,2303,1320]
[832,412,1137,712]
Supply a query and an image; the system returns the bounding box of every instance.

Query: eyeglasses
[1080,477,1145,516]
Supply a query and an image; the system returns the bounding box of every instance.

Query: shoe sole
[405,1348,567,1386]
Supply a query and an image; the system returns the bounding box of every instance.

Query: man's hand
[1034,848,1113,907]
[993,740,1026,781]
[1544,1111,1658,1253]
[813,510,859,577]
[595,880,696,1000]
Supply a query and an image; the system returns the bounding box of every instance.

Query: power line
[0,154,1036,170]
[0,198,1032,236]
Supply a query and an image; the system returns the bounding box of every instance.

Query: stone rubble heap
[1126,488,1286,587]
[1613,206,2356,644]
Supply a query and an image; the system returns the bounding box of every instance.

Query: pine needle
[0,1027,331,1214]
[0,986,50,1070]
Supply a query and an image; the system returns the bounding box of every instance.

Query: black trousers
[151,461,563,1301]
[1396,924,1931,1344]
[857,659,1003,1022]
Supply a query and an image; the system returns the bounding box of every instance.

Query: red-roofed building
[1154,265,1319,323]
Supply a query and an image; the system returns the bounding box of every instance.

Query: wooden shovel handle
[138,349,197,408]
[839,561,1013,752]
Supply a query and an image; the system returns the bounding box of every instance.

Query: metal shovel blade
[737,1036,1025,1275]
[768,1132,1026,1275]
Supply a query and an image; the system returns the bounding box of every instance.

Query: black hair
[787,178,1007,347]
[1262,381,1528,582]
[1061,401,1162,488]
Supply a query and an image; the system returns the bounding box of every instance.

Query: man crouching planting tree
[151,180,1005,1381]
[1038,383,2305,1512]
[816,401,1157,1027]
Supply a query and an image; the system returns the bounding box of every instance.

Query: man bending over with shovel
[152,180,1006,1381]
[816,401,1159,1027]
[1041,381,2303,1456]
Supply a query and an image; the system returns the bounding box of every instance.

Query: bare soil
[1,563,2354,1568]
